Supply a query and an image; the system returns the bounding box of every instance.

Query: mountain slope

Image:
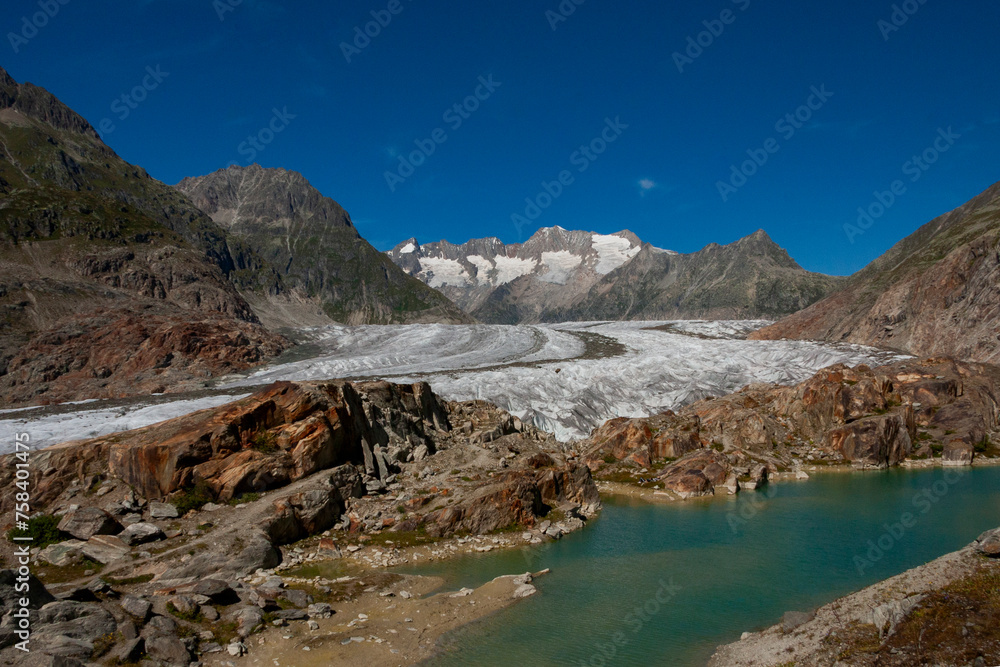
[554,230,842,322]
[177,165,472,326]
[0,67,288,405]
[390,228,840,323]
[751,182,1000,363]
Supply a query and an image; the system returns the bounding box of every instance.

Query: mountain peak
[0,67,100,140]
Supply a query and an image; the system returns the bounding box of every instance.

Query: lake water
[398,466,1000,666]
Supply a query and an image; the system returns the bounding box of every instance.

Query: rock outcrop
[0,310,288,406]
[585,357,1000,495]
[752,180,1000,364]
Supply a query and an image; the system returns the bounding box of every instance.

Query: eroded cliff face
[752,182,1000,364]
[585,358,1000,497]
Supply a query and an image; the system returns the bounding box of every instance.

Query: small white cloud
[639,178,656,190]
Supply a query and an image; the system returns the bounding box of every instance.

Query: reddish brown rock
[584,358,998,474]
[0,310,288,407]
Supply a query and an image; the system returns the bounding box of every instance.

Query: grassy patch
[6,514,61,548]
[228,492,261,506]
[250,429,278,454]
[102,573,154,586]
[36,557,104,584]
[171,481,215,514]
[166,601,202,623]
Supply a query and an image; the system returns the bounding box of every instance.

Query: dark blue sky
[3,0,998,275]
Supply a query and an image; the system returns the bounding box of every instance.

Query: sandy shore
[210,570,542,667]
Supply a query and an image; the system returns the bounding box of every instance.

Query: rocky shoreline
[709,527,1000,666]
[0,379,599,666]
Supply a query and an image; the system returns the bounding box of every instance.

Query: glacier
[0,321,908,452]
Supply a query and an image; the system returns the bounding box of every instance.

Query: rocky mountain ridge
[176,165,472,327]
[389,227,842,323]
[0,67,289,407]
[752,181,1000,364]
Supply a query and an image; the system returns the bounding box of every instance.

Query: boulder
[118,522,165,546]
[0,569,56,611]
[232,605,265,637]
[976,528,1000,557]
[158,531,280,581]
[79,535,129,564]
[140,614,178,639]
[120,595,152,622]
[36,601,117,647]
[111,638,144,664]
[37,541,85,568]
[56,507,122,541]
[942,440,975,466]
[149,502,179,519]
[145,635,191,666]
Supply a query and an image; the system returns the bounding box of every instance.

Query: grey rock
[976,527,1000,557]
[307,602,334,618]
[0,569,56,610]
[38,541,85,567]
[149,502,180,519]
[79,535,130,564]
[118,522,165,546]
[112,637,145,664]
[141,614,178,639]
[145,635,191,666]
[200,605,220,621]
[56,507,122,541]
[233,606,264,638]
[279,588,311,608]
[120,596,152,622]
[273,609,308,620]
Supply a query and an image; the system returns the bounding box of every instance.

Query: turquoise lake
[398,466,1000,666]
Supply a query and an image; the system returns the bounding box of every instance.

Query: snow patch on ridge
[399,242,416,254]
[466,255,494,284]
[493,256,536,285]
[592,234,641,274]
[538,251,583,285]
[417,257,470,288]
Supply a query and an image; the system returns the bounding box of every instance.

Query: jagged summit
[388,228,839,323]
